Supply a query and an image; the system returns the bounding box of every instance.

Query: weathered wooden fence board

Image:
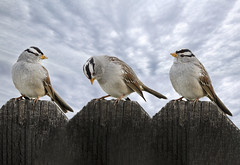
[0,99,68,165]
[0,99,239,165]
[152,101,240,165]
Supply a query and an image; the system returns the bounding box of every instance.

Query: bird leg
[193,98,200,104]
[96,95,111,100]
[33,96,40,105]
[193,98,200,108]
[114,95,125,105]
[174,96,184,101]
[14,95,25,101]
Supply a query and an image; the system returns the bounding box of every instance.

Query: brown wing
[197,63,232,116]
[123,71,146,101]
[107,56,146,101]
[197,63,216,101]
[42,66,73,113]
[41,66,55,99]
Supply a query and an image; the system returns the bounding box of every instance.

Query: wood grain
[0,99,239,165]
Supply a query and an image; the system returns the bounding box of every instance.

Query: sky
[0,0,240,127]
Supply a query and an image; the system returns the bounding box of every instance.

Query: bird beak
[90,78,95,84]
[40,54,48,59]
[170,52,178,58]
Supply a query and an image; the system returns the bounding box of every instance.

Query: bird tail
[52,91,74,113]
[214,95,232,116]
[142,85,167,99]
[44,82,73,113]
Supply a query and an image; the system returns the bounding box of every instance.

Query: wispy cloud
[0,0,239,125]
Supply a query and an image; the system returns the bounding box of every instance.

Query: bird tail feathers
[52,91,74,113]
[44,82,74,113]
[142,85,167,100]
[214,95,232,116]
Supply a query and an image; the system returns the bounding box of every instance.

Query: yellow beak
[170,52,177,57]
[40,54,48,59]
[90,78,95,84]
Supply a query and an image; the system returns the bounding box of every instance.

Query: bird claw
[114,100,119,105]
[174,96,184,102]
[96,95,111,100]
[14,95,25,102]
[33,96,39,105]
[95,95,126,106]
[113,95,125,105]
[113,98,122,105]
[192,98,200,108]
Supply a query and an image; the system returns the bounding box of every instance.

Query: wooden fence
[0,99,239,165]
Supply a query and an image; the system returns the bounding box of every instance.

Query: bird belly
[170,64,205,100]
[98,79,132,98]
[12,62,46,98]
[175,78,205,100]
[97,69,133,99]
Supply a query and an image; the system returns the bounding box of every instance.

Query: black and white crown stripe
[83,57,95,80]
[25,46,44,56]
[176,48,195,57]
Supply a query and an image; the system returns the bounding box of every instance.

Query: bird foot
[174,96,184,102]
[114,98,121,105]
[113,95,125,105]
[33,96,40,105]
[14,95,25,102]
[96,95,111,100]
[192,98,200,108]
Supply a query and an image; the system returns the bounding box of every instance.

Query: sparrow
[169,48,232,116]
[12,46,73,113]
[83,55,167,101]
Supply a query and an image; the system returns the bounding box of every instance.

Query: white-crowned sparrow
[12,46,73,113]
[169,48,232,116]
[83,55,167,101]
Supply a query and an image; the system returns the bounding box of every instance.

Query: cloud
[0,0,239,127]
